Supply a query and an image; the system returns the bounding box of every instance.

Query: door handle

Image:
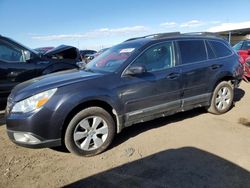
[8,72,18,77]
[167,73,180,79]
[210,64,222,70]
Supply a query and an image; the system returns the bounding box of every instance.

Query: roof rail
[124,32,181,42]
[124,31,226,42]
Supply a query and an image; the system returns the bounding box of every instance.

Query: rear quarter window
[209,40,232,58]
[178,40,207,64]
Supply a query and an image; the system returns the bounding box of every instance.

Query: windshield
[85,41,145,73]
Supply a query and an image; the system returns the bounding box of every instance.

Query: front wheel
[64,107,115,156]
[207,81,234,114]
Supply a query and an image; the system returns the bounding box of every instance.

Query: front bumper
[5,101,66,149]
[7,130,61,148]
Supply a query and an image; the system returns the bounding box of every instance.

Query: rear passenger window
[178,40,207,64]
[209,40,232,58]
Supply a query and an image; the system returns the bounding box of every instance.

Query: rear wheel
[207,81,234,114]
[64,107,115,156]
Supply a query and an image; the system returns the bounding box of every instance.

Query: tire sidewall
[64,107,115,157]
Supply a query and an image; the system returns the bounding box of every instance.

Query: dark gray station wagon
[6,33,243,156]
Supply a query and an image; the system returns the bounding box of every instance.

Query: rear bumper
[7,130,61,148]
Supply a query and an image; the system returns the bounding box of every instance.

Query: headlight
[12,88,57,113]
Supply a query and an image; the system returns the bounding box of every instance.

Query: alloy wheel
[215,87,231,111]
[73,116,108,151]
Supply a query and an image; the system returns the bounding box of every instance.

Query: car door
[119,41,182,124]
[176,39,212,108]
[0,39,38,100]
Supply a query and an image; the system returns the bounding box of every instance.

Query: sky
[0,0,250,50]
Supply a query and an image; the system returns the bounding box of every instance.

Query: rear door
[0,39,37,100]
[177,39,212,107]
[207,39,234,82]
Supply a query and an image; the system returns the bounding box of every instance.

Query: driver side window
[132,41,175,72]
[0,41,25,63]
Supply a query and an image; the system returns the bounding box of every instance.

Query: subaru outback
[5,33,243,156]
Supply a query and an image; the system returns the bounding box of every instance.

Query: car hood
[43,45,81,61]
[11,69,103,101]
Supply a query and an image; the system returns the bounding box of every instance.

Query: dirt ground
[0,82,250,188]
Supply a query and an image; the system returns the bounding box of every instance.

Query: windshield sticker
[120,48,135,53]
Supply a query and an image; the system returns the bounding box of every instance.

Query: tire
[64,107,115,157]
[207,81,234,115]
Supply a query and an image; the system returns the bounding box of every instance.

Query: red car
[233,40,250,62]
[243,56,250,81]
[233,40,250,81]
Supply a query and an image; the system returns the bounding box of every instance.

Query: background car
[85,48,110,63]
[233,40,250,62]
[0,35,81,106]
[243,56,250,81]
[79,50,97,62]
[233,40,250,81]
[34,47,54,54]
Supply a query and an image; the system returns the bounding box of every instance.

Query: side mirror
[23,50,31,61]
[125,65,146,75]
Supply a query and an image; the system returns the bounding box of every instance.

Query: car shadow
[64,147,250,188]
[234,88,245,102]
[111,108,206,149]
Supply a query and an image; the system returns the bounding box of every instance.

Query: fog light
[13,133,41,144]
